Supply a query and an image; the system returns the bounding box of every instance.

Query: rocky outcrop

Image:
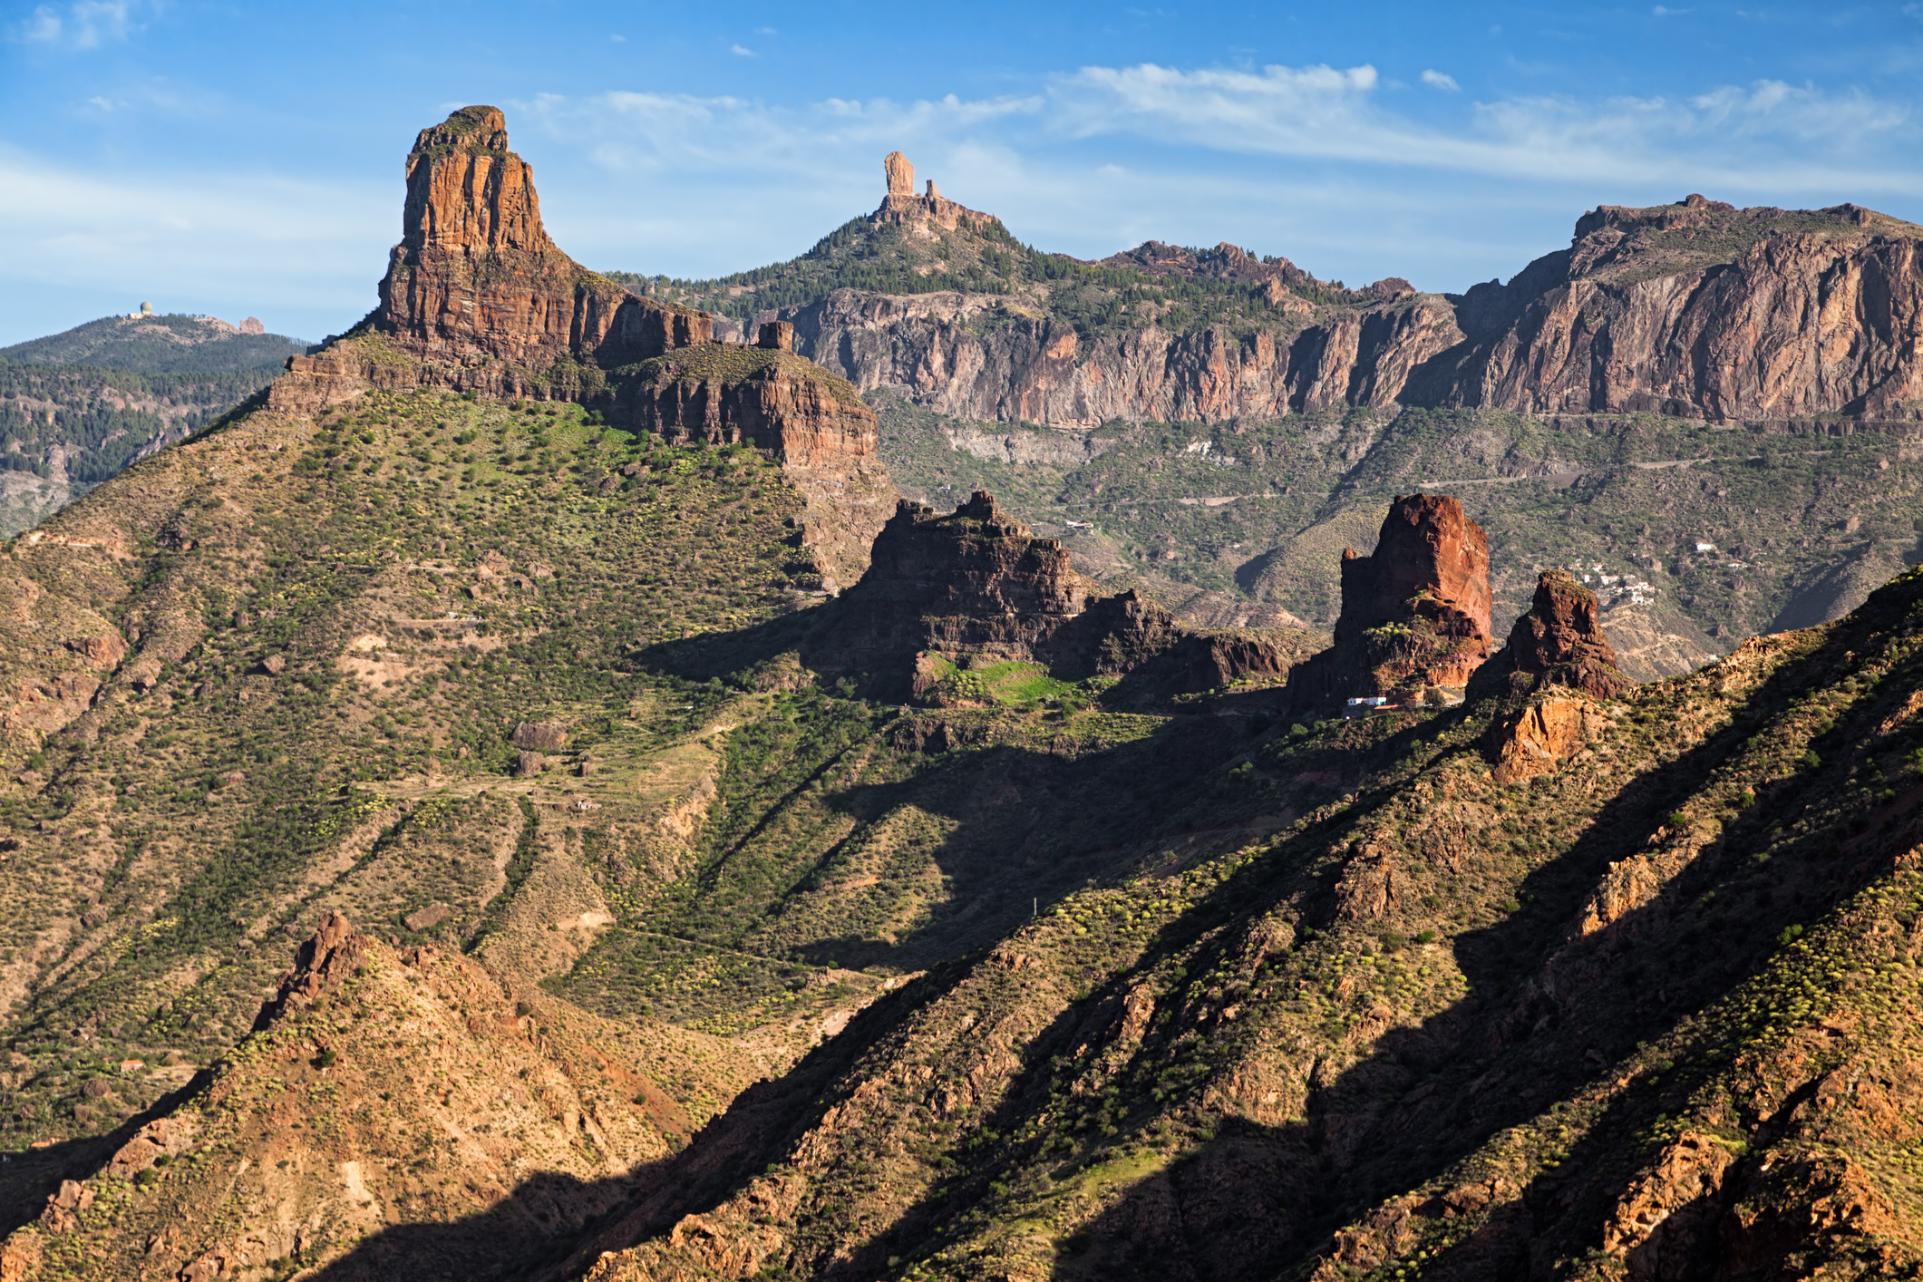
[1288,494,1493,704]
[783,288,1463,427]
[611,344,894,588]
[811,491,1290,699]
[871,152,1000,236]
[1485,695,1605,783]
[1420,195,1923,421]
[274,105,709,406]
[1469,569,1632,701]
[267,106,895,588]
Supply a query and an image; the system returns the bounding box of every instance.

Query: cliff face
[1423,195,1923,421]
[786,288,1463,427]
[1289,493,1495,704]
[717,179,1923,427]
[270,106,893,587]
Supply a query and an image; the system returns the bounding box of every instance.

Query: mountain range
[5,105,1923,1282]
[0,312,308,538]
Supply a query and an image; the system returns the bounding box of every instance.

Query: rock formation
[1484,696,1606,782]
[1469,569,1632,701]
[1418,194,1923,421]
[870,151,1000,236]
[753,187,1923,427]
[883,150,914,200]
[612,344,895,586]
[812,490,1292,699]
[268,106,895,588]
[1288,494,1493,705]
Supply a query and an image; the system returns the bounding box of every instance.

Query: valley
[4,96,1923,1282]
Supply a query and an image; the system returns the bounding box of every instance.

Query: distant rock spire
[884,150,914,199]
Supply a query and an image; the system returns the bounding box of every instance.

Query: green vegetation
[611,212,1369,342]
[0,313,306,534]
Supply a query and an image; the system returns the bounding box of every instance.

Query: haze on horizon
[1,0,1919,345]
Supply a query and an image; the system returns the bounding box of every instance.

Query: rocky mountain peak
[872,150,998,235]
[268,106,894,588]
[1469,568,1631,701]
[396,104,552,262]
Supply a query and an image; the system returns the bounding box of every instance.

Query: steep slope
[565,554,1923,1282]
[0,914,749,1281]
[1427,195,1923,421]
[0,313,307,535]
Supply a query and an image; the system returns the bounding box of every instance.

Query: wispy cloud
[729,42,756,58]
[0,143,388,326]
[1420,69,1461,91]
[11,0,140,50]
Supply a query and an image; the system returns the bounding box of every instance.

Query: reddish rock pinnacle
[372,104,708,374]
[1469,569,1631,701]
[1288,494,1495,705]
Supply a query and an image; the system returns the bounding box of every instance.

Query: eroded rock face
[1424,195,1923,421]
[814,491,1290,698]
[783,289,1463,427]
[1486,696,1604,783]
[1289,494,1494,705]
[370,105,707,392]
[1469,569,1632,701]
[773,193,1923,426]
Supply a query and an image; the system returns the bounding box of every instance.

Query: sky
[2,0,1921,344]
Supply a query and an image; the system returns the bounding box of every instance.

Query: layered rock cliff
[1288,493,1494,704]
[784,288,1463,426]
[1423,195,1923,421]
[664,172,1923,427]
[269,106,895,587]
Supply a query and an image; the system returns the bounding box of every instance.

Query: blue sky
[2,0,1920,344]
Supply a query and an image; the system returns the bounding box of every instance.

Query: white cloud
[729,43,756,58]
[1651,5,1692,15]
[12,0,138,49]
[1420,69,1460,92]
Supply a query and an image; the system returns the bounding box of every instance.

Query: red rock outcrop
[274,106,708,408]
[1288,494,1493,704]
[1485,696,1606,783]
[266,106,895,587]
[813,491,1291,699]
[1469,569,1632,701]
[1424,195,1923,421]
